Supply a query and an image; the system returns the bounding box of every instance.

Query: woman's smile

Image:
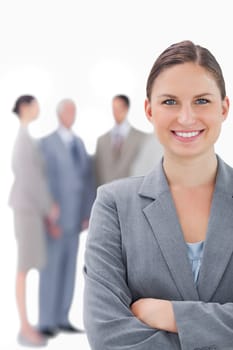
[171,129,205,143]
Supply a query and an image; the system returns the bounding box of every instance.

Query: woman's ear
[145,99,153,124]
[221,96,230,122]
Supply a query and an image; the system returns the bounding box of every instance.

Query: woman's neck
[20,115,31,126]
[163,150,218,188]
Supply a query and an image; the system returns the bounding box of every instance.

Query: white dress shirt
[111,119,131,149]
[57,126,75,147]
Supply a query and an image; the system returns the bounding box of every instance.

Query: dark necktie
[70,139,80,164]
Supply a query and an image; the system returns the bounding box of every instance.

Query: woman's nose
[177,105,196,126]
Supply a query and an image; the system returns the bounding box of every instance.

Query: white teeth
[174,131,200,138]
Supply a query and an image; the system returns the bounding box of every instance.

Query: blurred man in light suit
[38,99,95,337]
[95,95,148,186]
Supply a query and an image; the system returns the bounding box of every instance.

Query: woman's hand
[45,203,61,238]
[48,203,60,222]
[45,218,62,239]
[82,219,89,231]
[131,298,177,333]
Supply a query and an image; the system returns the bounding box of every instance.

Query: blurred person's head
[57,99,76,129]
[112,95,130,125]
[13,95,39,124]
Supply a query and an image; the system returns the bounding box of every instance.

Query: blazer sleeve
[172,300,233,349]
[83,185,181,350]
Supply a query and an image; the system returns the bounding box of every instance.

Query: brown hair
[12,95,36,117]
[146,40,226,100]
[113,94,130,108]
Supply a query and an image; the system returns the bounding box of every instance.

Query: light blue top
[186,241,204,285]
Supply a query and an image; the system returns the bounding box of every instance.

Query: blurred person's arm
[38,139,60,202]
[94,138,102,188]
[45,203,61,238]
[11,137,54,216]
[38,139,61,237]
[79,142,96,230]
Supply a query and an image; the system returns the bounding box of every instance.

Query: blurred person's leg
[14,211,47,346]
[38,233,63,335]
[57,233,80,328]
[16,272,28,330]
[16,271,47,346]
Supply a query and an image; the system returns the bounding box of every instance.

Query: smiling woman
[145,62,229,160]
[84,40,233,350]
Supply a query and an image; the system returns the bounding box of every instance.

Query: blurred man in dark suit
[38,99,95,337]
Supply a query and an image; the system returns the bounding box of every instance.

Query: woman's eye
[163,99,177,105]
[196,98,209,105]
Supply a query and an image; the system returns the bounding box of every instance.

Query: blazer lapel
[197,157,233,301]
[53,131,68,154]
[53,131,74,163]
[139,160,199,301]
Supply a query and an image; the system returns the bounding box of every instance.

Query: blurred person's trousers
[39,231,80,328]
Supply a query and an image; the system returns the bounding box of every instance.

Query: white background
[1,1,233,349]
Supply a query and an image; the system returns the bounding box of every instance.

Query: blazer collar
[138,157,168,200]
[138,156,233,301]
[138,155,233,198]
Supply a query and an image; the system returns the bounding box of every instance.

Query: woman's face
[30,100,40,120]
[145,62,229,160]
[21,99,40,121]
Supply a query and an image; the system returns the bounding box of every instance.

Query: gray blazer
[40,131,95,233]
[84,156,233,350]
[8,126,52,215]
[95,127,147,186]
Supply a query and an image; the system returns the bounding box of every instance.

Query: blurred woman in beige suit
[8,95,59,347]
